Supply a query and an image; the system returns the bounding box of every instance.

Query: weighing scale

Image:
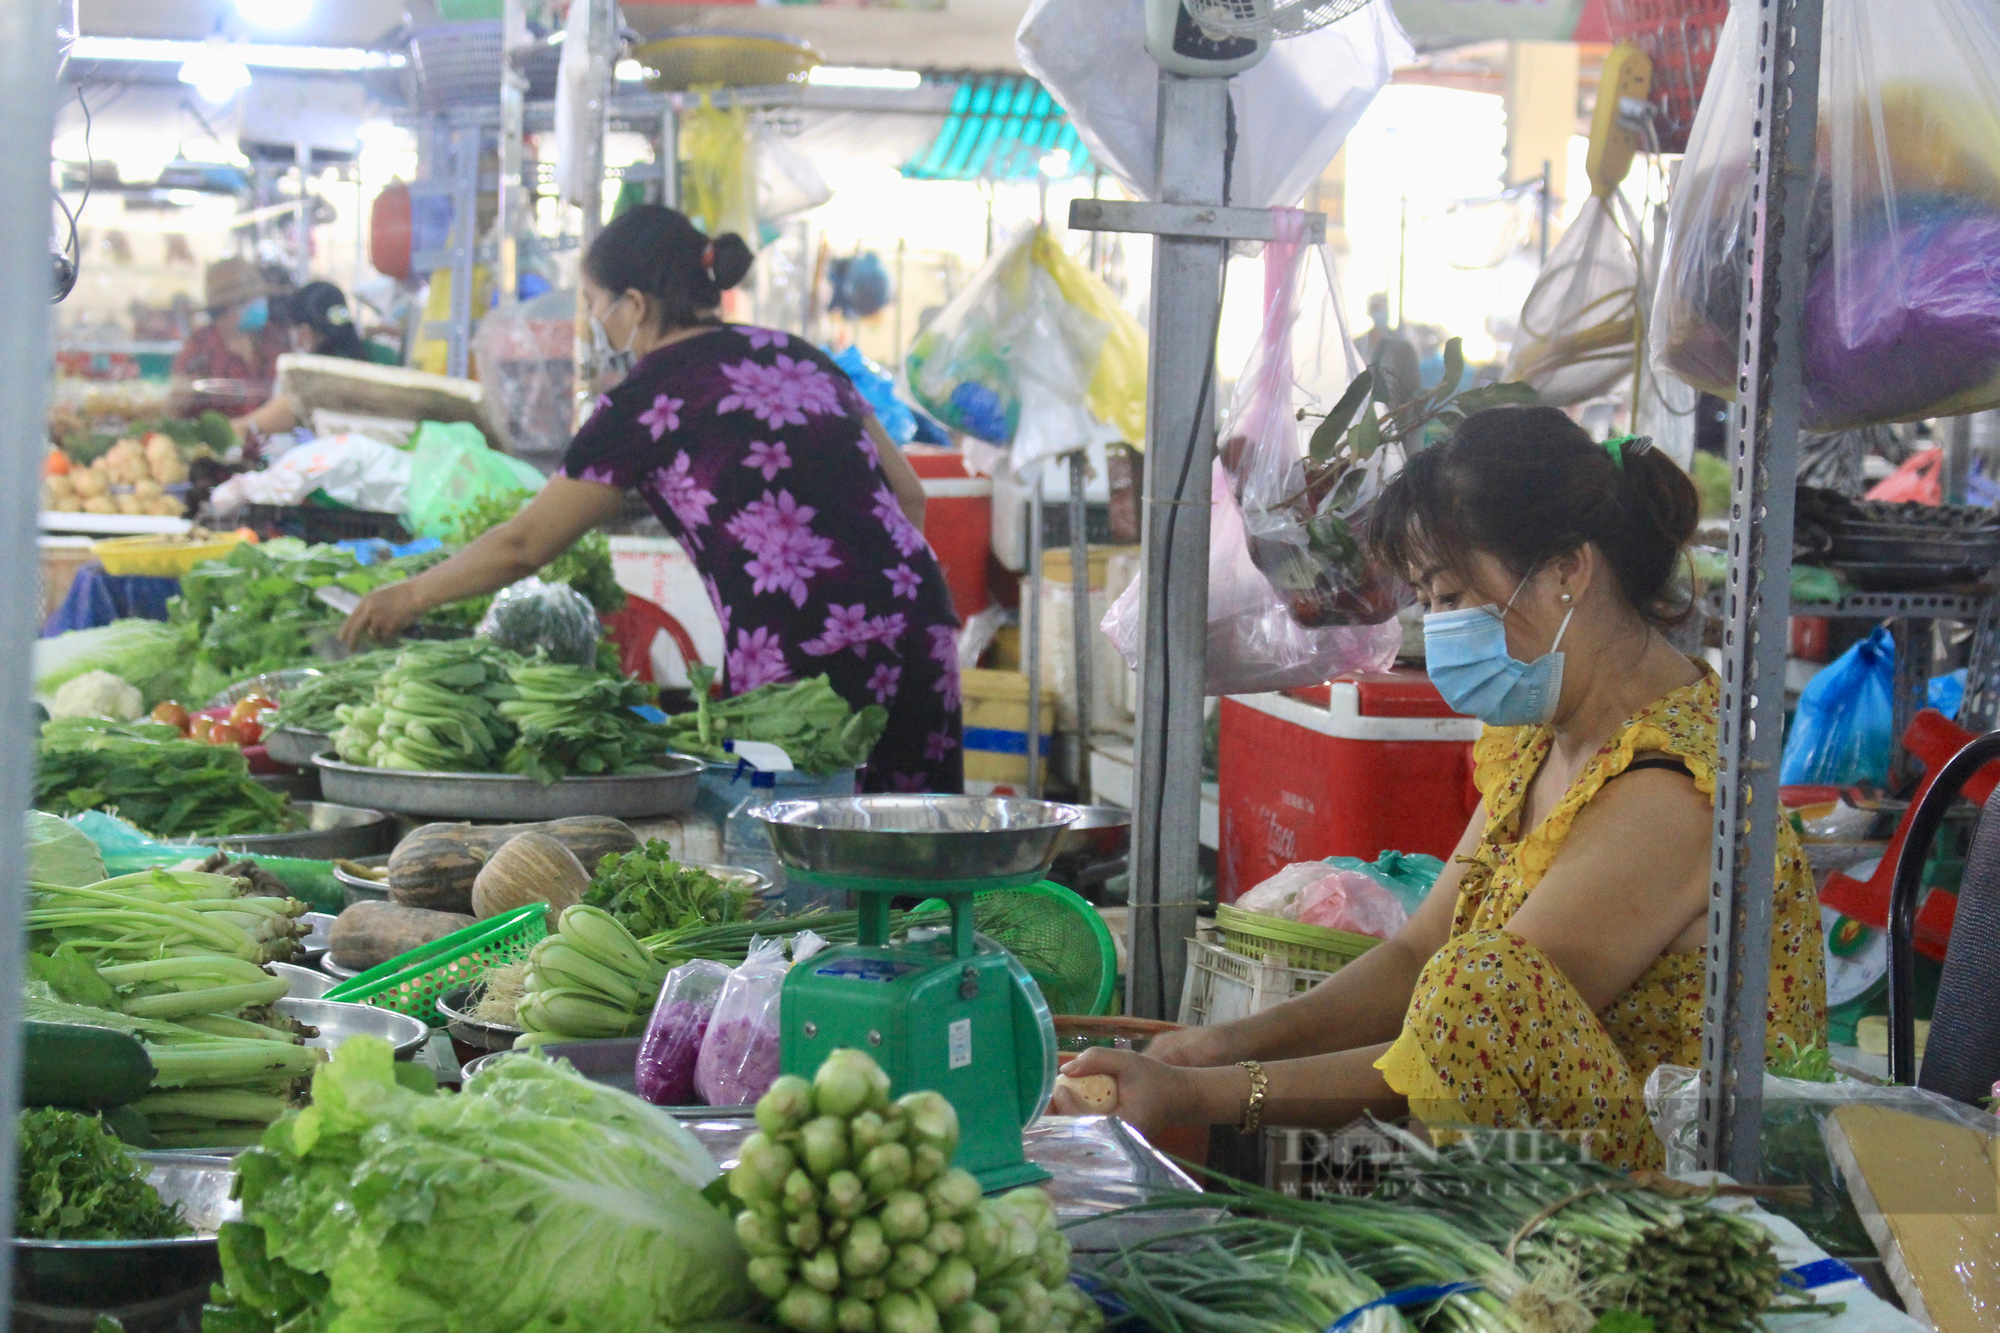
[760,796,1079,1192]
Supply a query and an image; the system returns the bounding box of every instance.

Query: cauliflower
[51,670,145,721]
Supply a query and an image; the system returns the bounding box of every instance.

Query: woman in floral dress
[343,207,962,792]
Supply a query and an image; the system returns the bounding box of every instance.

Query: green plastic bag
[405,422,546,540]
[1323,850,1445,918]
[69,811,345,913]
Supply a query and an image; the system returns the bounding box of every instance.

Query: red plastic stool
[604,595,703,685]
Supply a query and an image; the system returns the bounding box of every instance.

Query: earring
[1559,593,1573,604]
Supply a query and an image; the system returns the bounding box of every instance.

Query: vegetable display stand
[323,902,548,1020]
[761,795,1078,1192]
[313,751,702,821]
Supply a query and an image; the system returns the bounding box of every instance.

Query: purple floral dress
[564,325,962,793]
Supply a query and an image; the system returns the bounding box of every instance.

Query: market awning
[901,75,1091,183]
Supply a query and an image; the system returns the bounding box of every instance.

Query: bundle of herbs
[499,662,674,785]
[36,717,297,839]
[14,1107,190,1240]
[583,840,755,939]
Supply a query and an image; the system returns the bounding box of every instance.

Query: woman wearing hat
[232,281,397,438]
[171,257,289,417]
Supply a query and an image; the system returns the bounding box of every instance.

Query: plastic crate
[405,22,561,111]
[1606,0,1733,154]
[1213,903,1380,973]
[241,503,411,545]
[1178,935,1332,1028]
[91,532,247,577]
[323,902,547,1021]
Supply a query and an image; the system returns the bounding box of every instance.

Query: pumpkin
[329,901,476,972]
[472,831,590,923]
[387,816,638,914]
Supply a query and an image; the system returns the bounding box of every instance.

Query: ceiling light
[180,40,252,105]
[1039,150,1073,178]
[234,0,313,29]
[615,59,646,83]
[808,66,922,91]
[356,120,413,149]
[72,36,401,72]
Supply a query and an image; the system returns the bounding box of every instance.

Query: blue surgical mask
[238,296,269,333]
[589,294,637,380]
[1422,570,1575,726]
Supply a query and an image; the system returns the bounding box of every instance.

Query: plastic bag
[477,577,602,667]
[1016,0,1411,210]
[636,958,731,1107]
[1779,625,1894,787]
[682,98,759,243]
[472,287,577,459]
[1296,870,1409,938]
[694,937,787,1107]
[905,227,1145,474]
[208,434,413,520]
[1652,0,2000,430]
[1325,850,1445,918]
[1646,1063,2000,1259]
[405,421,546,540]
[830,345,917,444]
[1235,861,1337,919]
[1504,192,1646,406]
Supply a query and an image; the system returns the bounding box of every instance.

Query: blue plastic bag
[828,345,917,444]
[1780,626,1895,787]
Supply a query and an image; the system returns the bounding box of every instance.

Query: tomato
[188,716,214,743]
[230,696,276,724]
[151,701,190,731]
[208,722,244,748]
[235,718,264,745]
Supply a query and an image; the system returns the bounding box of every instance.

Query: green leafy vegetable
[34,620,191,708]
[14,1106,190,1240]
[669,667,888,774]
[36,718,297,839]
[204,1038,749,1332]
[27,811,106,888]
[585,840,754,938]
[499,663,673,786]
[267,650,397,735]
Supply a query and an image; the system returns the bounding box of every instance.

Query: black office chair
[1885,730,2000,1101]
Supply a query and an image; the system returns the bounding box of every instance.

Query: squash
[387,816,638,914]
[329,900,476,972]
[472,832,590,923]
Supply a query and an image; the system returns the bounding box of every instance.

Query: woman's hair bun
[584,204,757,329]
[707,234,754,293]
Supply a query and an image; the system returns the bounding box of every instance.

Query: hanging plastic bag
[404,421,546,539]
[635,958,731,1107]
[1653,0,2000,430]
[1505,192,1647,406]
[757,126,833,222]
[829,345,918,444]
[477,577,602,667]
[472,287,577,458]
[1779,625,1895,787]
[682,98,760,244]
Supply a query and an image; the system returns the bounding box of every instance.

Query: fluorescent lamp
[234,0,313,29]
[1039,149,1072,178]
[71,36,402,72]
[808,66,921,91]
[615,59,646,83]
[180,40,252,105]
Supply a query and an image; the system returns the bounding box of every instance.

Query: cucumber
[24,1019,155,1110]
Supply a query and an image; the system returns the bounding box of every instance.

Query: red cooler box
[1218,670,1483,903]
[905,446,993,618]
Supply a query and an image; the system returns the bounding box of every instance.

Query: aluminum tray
[194,800,394,860]
[314,752,702,820]
[265,726,331,768]
[276,996,430,1059]
[334,854,391,908]
[12,1155,237,1308]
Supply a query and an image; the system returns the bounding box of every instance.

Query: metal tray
[1829,527,2000,567]
[275,996,429,1059]
[760,796,1081,884]
[12,1155,237,1309]
[193,800,394,860]
[437,985,524,1052]
[268,961,334,999]
[334,854,391,908]
[314,752,703,821]
[264,726,331,768]
[297,912,335,967]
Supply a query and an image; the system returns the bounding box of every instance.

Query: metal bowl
[314,752,703,821]
[208,668,323,709]
[320,955,361,981]
[1053,805,1132,863]
[692,861,774,901]
[297,912,336,967]
[334,854,391,908]
[264,725,332,768]
[268,961,334,999]
[758,796,1081,885]
[253,767,322,801]
[194,800,394,860]
[275,997,429,1060]
[12,1154,237,1308]
[437,985,523,1053]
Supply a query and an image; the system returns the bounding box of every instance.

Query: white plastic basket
[1177,934,1332,1028]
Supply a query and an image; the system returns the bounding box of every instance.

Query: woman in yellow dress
[1056,406,1827,1168]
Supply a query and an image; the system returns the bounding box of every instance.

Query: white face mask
[589,293,638,380]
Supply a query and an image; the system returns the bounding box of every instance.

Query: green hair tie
[1602,434,1639,471]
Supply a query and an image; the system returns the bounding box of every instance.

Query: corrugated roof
[901,74,1090,182]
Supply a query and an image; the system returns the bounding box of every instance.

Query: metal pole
[294,141,313,284]
[1538,159,1552,266]
[571,0,615,427]
[1128,71,1228,1021]
[1699,0,1823,1182]
[1088,169,1103,274]
[1942,414,1973,507]
[1395,193,1408,328]
[0,0,58,1302]
[659,103,679,209]
[446,125,477,379]
[1068,449,1094,804]
[893,239,906,371]
[497,0,530,312]
[1026,480,1045,800]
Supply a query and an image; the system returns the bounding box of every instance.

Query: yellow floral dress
[1374,670,1827,1169]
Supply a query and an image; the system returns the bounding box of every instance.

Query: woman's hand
[340,582,424,648]
[1050,1047,1216,1136]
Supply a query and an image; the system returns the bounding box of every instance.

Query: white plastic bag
[693,937,788,1107]
[1016,0,1411,209]
[207,434,412,519]
[1296,869,1408,938]
[1234,861,1332,919]
[472,287,576,458]
[1505,192,1647,407]
[1653,0,2000,430]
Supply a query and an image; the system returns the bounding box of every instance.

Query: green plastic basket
[914,881,1118,1017]
[1214,903,1379,973]
[323,902,547,1021]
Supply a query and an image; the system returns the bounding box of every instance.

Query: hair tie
[1601,433,1650,471]
[700,241,717,280]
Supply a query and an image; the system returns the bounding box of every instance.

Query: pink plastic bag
[1296,869,1408,939]
[635,958,730,1107]
[693,939,788,1108]
[1235,862,1335,919]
